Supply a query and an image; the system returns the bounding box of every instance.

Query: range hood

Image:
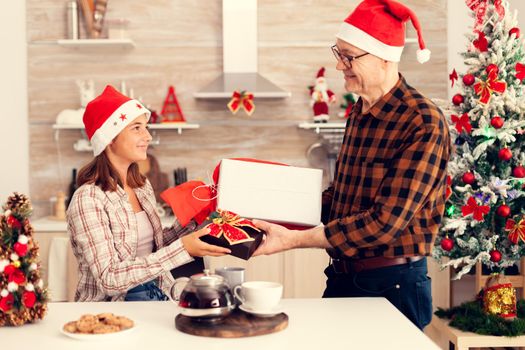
[194,0,291,99]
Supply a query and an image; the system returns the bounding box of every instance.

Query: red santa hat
[336,0,431,64]
[83,85,150,156]
[316,67,326,78]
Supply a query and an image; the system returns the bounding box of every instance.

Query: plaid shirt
[67,180,195,301]
[323,76,451,259]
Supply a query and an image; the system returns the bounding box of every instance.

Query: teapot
[171,269,235,321]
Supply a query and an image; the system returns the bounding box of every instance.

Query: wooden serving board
[175,308,288,338]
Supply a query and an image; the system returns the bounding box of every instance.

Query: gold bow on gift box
[227,90,255,116]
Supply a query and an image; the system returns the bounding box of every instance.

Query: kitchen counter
[0,298,439,349]
[32,216,177,232]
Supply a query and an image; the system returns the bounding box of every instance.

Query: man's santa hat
[83,85,150,156]
[336,0,431,64]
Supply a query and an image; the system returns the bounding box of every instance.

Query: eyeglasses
[331,45,370,68]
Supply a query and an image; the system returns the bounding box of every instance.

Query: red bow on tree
[474,68,506,104]
[506,218,525,244]
[227,90,255,116]
[451,113,472,134]
[205,209,261,245]
[466,0,505,33]
[461,196,490,221]
[449,69,458,88]
[473,32,489,52]
[516,63,525,81]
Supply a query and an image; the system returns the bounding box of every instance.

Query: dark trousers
[323,257,432,330]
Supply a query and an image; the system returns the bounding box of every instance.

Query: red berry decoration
[496,204,511,217]
[486,64,499,74]
[490,250,502,263]
[510,27,521,38]
[462,74,475,86]
[441,237,454,251]
[513,165,525,178]
[452,94,464,106]
[498,148,512,161]
[462,172,476,185]
[490,116,504,129]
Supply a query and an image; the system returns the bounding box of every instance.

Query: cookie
[63,321,78,333]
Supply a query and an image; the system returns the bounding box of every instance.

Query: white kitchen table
[0,298,439,350]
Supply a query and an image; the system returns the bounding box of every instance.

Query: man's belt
[331,256,424,274]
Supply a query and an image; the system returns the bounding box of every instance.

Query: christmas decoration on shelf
[160,86,186,123]
[227,90,255,116]
[338,93,356,119]
[309,67,336,123]
[0,193,48,326]
[433,0,525,281]
[435,299,525,336]
[483,274,517,320]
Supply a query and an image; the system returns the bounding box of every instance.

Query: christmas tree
[434,0,525,280]
[0,193,48,326]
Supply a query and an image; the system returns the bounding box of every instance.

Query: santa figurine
[309,67,336,123]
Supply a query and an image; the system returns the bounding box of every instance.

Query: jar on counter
[105,18,130,40]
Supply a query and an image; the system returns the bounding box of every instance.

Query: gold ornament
[12,261,20,268]
[483,273,517,320]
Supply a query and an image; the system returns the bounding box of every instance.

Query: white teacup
[233,281,283,311]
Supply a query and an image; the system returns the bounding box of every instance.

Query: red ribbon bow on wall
[473,69,506,104]
[227,90,255,116]
[466,0,505,33]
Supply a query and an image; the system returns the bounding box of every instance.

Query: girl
[67,85,229,301]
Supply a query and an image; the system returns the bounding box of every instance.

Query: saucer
[239,304,284,317]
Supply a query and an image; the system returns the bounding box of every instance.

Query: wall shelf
[53,123,199,134]
[53,123,200,151]
[56,38,135,49]
[298,122,346,134]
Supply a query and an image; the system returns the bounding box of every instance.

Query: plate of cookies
[61,313,135,340]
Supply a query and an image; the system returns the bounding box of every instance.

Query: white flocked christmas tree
[434,0,525,279]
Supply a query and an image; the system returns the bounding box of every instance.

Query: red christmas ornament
[0,293,14,312]
[7,268,25,285]
[441,237,454,251]
[462,172,476,185]
[13,242,28,257]
[452,94,464,106]
[6,215,21,229]
[513,165,525,178]
[22,291,36,308]
[486,64,499,75]
[498,148,512,161]
[463,73,475,86]
[490,116,504,129]
[510,27,521,38]
[490,250,502,262]
[496,204,511,218]
[3,264,15,276]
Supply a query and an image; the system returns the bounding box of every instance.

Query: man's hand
[251,220,296,256]
[252,220,332,257]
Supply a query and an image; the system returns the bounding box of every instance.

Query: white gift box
[217,159,323,226]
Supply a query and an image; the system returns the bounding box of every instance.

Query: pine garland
[436,299,525,336]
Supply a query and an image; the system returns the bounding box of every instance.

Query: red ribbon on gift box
[205,209,261,245]
[227,90,255,116]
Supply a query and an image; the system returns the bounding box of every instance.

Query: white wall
[0,1,29,201]
[448,0,525,98]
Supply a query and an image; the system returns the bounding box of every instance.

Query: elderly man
[254,0,450,330]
